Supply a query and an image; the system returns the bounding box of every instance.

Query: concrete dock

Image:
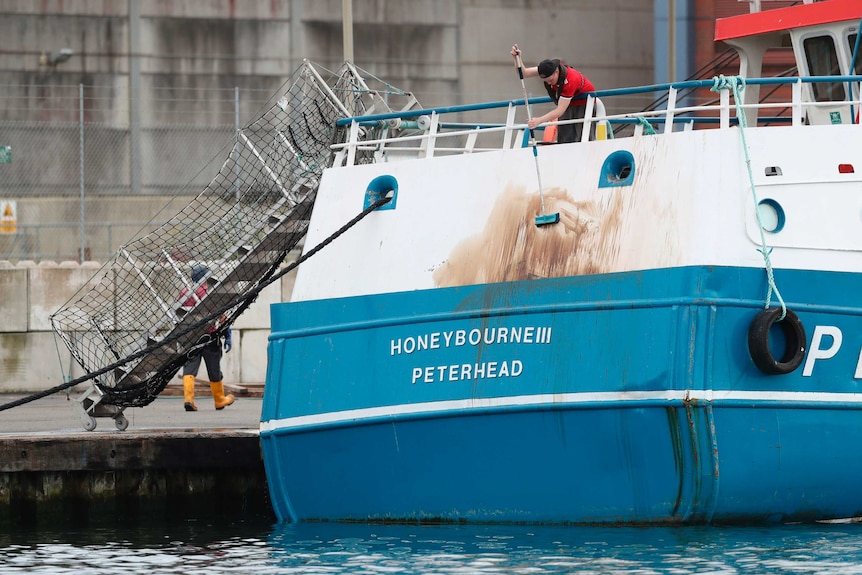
[0,384,275,528]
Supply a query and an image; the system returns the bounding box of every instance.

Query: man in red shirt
[179,264,235,412]
[511,45,596,143]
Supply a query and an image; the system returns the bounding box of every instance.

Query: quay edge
[0,429,275,529]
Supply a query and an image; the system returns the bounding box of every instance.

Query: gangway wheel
[73,382,129,432]
[114,414,129,431]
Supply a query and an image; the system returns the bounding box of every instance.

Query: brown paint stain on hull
[434,185,626,287]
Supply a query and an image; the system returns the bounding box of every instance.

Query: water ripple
[2,522,862,573]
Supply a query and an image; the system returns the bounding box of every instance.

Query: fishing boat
[260,0,862,524]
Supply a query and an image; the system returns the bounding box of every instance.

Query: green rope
[636,116,657,135]
[710,74,786,318]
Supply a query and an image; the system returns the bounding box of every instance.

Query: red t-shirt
[180,284,207,307]
[179,283,225,334]
[548,66,595,106]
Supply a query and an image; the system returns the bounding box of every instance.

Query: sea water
[2,516,862,574]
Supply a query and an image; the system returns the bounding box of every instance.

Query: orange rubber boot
[183,374,197,411]
[210,381,235,410]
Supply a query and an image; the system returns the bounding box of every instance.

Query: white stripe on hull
[260,389,862,433]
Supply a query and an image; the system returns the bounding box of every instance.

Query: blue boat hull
[260,265,862,524]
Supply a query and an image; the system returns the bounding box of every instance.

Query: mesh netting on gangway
[50,60,420,409]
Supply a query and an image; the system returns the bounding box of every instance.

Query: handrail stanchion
[582,96,595,143]
[665,86,678,134]
[504,103,517,149]
[421,112,439,159]
[720,88,730,129]
[345,120,360,166]
[792,79,803,127]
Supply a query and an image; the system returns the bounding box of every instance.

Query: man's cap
[191,264,209,283]
[538,59,556,78]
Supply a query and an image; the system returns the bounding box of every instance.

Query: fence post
[235,86,240,203]
[129,0,141,195]
[79,83,85,263]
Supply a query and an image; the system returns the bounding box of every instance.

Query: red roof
[715,0,862,42]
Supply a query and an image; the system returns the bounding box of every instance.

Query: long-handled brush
[514,46,560,226]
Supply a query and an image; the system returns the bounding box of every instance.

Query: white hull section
[293,124,862,302]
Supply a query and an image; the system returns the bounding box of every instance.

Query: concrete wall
[0,256,298,392]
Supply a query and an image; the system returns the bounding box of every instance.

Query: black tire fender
[747,307,806,375]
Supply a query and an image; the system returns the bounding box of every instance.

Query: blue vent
[598,151,635,188]
[364,175,398,210]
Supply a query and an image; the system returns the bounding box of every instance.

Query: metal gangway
[50,60,421,430]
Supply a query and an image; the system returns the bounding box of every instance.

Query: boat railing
[331,75,862,167]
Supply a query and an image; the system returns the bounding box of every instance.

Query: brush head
[535,213,560,226]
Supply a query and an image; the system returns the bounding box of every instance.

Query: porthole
[757,199,785,233]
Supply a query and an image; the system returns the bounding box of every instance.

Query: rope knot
[635,116,657,135]
[710,74,745,93]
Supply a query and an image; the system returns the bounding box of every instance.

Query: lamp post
[343,0,354,63]
[667,0,675,83]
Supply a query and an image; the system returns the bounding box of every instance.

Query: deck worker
[510,44,596,143]
[179,264,236,412]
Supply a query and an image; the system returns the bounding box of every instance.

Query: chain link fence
[0,81,285,263]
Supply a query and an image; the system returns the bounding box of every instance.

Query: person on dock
[180,264,235,412]
[510,44,596,143]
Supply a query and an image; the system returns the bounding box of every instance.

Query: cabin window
[804,35,845,102]
[848,34,862,75]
